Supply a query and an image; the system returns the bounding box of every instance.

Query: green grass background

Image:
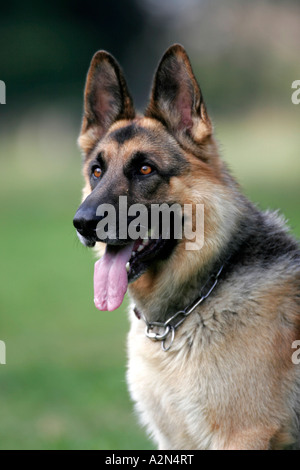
[0,107,299,449]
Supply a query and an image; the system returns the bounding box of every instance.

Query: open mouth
[93,231,177,311]
[127,233,173,282]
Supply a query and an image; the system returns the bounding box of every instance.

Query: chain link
[144,264,224,351]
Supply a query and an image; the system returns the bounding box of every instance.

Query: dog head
[73,45,240,311]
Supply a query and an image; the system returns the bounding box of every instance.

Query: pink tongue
[94,242,134,311]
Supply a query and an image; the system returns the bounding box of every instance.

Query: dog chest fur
[127,263,300,450]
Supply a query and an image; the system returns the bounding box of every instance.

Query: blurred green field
[0,108,299,449]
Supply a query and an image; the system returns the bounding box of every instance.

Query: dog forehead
[87,117,187,169]
[108,122,143,145]
[107,118,164,144]
[104,118,180,153]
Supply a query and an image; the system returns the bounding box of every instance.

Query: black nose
[73,206,99,238]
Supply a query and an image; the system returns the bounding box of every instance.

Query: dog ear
[78,51,135,154]
[145,44,212,145]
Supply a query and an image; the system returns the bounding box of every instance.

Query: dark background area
[2,0,299,115]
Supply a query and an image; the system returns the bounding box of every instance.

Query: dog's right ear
[78,51,135,155]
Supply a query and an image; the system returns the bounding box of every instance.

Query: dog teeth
[126,262,130,272]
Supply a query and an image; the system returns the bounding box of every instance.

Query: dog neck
[129,253,227,325]
[128,203,255,325]
[132,260,226,327]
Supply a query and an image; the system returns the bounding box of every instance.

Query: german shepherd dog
[73,45,300,450]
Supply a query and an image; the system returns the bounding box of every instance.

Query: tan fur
[127,272,300,450]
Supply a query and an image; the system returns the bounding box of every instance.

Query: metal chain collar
[141,264,224,352]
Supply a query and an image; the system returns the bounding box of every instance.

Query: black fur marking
[219,205,300,282]
[109,123,140,145]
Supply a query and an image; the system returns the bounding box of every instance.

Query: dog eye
[92,167,102,179]
[140,165,153,175]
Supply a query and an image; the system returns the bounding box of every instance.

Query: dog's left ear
[145,44,212,145]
